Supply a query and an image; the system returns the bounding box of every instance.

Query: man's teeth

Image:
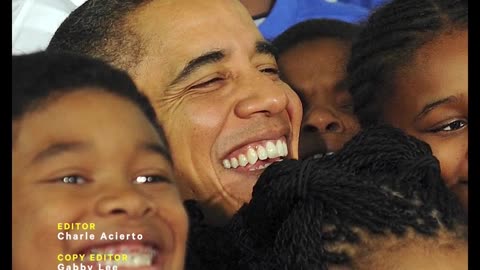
[239,154,248,166]
[257,145,268,160]
[222,139,288,169]
[248,162,273,172]
[231,157,239,168]
[247,149,258,165]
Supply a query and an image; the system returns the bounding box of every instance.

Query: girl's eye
[429,119,467,132]
[134,175,172,184]
[61,176,87,184]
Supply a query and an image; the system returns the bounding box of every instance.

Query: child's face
[278,38,361,159]
[383,30,468,209]
[12,90,188,270]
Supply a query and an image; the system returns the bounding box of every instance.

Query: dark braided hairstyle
[185,125,466,270]
[347,0,468,127]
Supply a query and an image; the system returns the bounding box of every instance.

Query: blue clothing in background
[258,0,369,41]
[339,0,387,9]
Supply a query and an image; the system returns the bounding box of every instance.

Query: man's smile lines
[222,139,288,169]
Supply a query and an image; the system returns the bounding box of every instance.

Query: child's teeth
[106,253,154,267]
[87,246,157,267]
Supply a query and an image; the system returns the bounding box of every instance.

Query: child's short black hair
[12,51,169,154]
[272,18,362,57]
[347,0,468,127]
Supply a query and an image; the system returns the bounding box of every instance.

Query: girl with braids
[185,125,467,269]
[347,0,468,209]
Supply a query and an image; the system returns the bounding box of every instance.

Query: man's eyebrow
[256,40,278,59]
[170,50,226,86]
[141,142,172,163]
[31,142,89,165]
[415,96,458,120]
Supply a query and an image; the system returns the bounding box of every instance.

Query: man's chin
[197,202,236,226]
[204,171,261,222]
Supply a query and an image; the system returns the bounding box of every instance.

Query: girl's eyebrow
[415,95,459,120]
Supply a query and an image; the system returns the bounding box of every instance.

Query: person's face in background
[383,30,468,210]
[130,0,302,223]
[12,90,188,270]
[277,38,360,159]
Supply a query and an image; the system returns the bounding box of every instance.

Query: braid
[347,0,468,127]
[185,125,466,269]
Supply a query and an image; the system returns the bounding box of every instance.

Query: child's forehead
[13,90,166,150]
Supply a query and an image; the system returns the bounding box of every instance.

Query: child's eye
[429,119,467,132]
[61,175,87,184]
[133,175,172,184]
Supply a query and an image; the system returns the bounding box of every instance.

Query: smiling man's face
[130,0,302,223]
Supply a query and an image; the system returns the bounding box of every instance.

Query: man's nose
[234,71,289,118]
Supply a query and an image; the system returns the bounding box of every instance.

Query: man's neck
[239,0,275,18]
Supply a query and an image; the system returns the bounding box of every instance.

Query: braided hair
[185,125,466,270]
[347,0,468,127]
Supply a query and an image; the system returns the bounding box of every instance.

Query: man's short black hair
[272,19,362,56]
[12,51,169,157]
[47,0,154,71]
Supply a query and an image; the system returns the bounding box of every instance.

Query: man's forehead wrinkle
[130,0,266,91]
